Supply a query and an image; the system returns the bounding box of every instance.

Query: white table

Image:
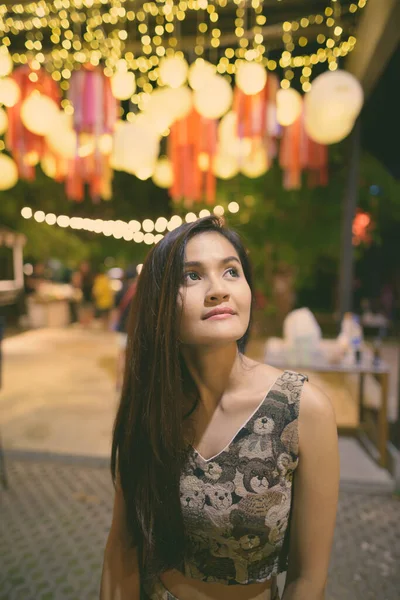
[264,338,390,468]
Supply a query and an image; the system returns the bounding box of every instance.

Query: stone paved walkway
[1,457,399,600]
[0,327,398,599]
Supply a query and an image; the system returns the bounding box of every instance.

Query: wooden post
[338,119,361,320]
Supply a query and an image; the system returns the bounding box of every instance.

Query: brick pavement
[1,457,399,600]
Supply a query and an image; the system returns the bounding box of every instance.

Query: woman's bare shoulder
[240,356,284,391]
[300,380,336,420]
[298,380,338,452]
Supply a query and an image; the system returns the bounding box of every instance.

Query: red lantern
[233,73,279,162]
[169,108,217,207]
[280,107,328,190]
[6,65,61,180]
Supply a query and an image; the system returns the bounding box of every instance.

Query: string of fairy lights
[0,0,368,107]
[20,201,241,244]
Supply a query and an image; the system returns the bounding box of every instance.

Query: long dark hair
[111,216,254,578]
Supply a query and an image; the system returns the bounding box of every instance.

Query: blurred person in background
[111,265,138,391]
[75,260,94,327]
[24,261,46,297]
[93,266,114,330]
[100,216,339,600]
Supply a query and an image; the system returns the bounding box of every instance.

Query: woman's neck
[181,343,245,418]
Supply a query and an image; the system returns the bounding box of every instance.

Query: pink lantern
[6,65,61,180]
[67,65,118,202]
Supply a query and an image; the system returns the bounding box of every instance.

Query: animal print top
[179,370,308,585]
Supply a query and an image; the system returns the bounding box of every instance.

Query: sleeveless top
[178,370,308,585]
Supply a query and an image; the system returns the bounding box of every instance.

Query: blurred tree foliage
[0,145,399,312]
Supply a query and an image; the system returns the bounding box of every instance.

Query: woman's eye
[226,267,239,277]
[184,272,200,282]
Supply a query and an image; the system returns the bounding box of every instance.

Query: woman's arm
[100,473,141,600]
[282,382,340,600]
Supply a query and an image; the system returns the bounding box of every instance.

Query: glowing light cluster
[0,0,366,100]
[20,201,241,243]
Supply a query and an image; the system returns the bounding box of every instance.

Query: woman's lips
[204,313,235,320]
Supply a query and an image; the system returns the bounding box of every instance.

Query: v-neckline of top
[190,370,285,464]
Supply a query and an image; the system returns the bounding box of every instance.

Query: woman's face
[178,232,252,346]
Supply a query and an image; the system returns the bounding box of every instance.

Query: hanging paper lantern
[304,70,363,144]
[304,111,354,145]
[45,111,76,159]
[159,56,188,88]
[143,87,193,134]
[218,111,252,160]
[99,133,113,155]
[21,91,59,136]
[169,108,218,206]
[0,153,18,190]
[111,119,160,175]
[67,66,118,202]
[233,72,279,170]
[0,46,13,77]
[280,108,328,190]
[188,59,216,90]
[276,88,302,127]
[241,145,269,178]
[111,71,136,100]
[142,89,176,133]
[136,164,154,180]
[213,153,239,180]
[165,86,193,121]
[306,70,363,122]
[194,75,232,119]
[6,65,60,181]
[0,77,20,107]
[0,107,8,135]
[152,157,174,188]
[236,62,267,96]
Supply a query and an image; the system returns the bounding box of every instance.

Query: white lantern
[99,133,113,155]
[46,111,76,158]
[213,154,239,180]
[276,88,302,127]
[159,56,188,89]
[188,59,216,90]
[21,92,59,136]
[218,111,252,160]
[0,77,20,108]
[0,153,18,191]
[305,70,364,123]
[0,47,13,77]
[136,164,154,181]
[152,157,174,188]
[194,75,233,119]
[111,120,160,175]
[165,86,193,121]
[111,71,136,100]
[143,89,176,133]
[304,111,354,145]
[0,106,8,135]
[236,62,267,96]
[241,146,269,178]
[46,111,94,158]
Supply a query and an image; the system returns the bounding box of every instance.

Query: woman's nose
[206,289,230,303]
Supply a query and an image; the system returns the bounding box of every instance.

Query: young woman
[100,216,339,600]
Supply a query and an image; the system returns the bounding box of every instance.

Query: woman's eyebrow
[183,256,241,268]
